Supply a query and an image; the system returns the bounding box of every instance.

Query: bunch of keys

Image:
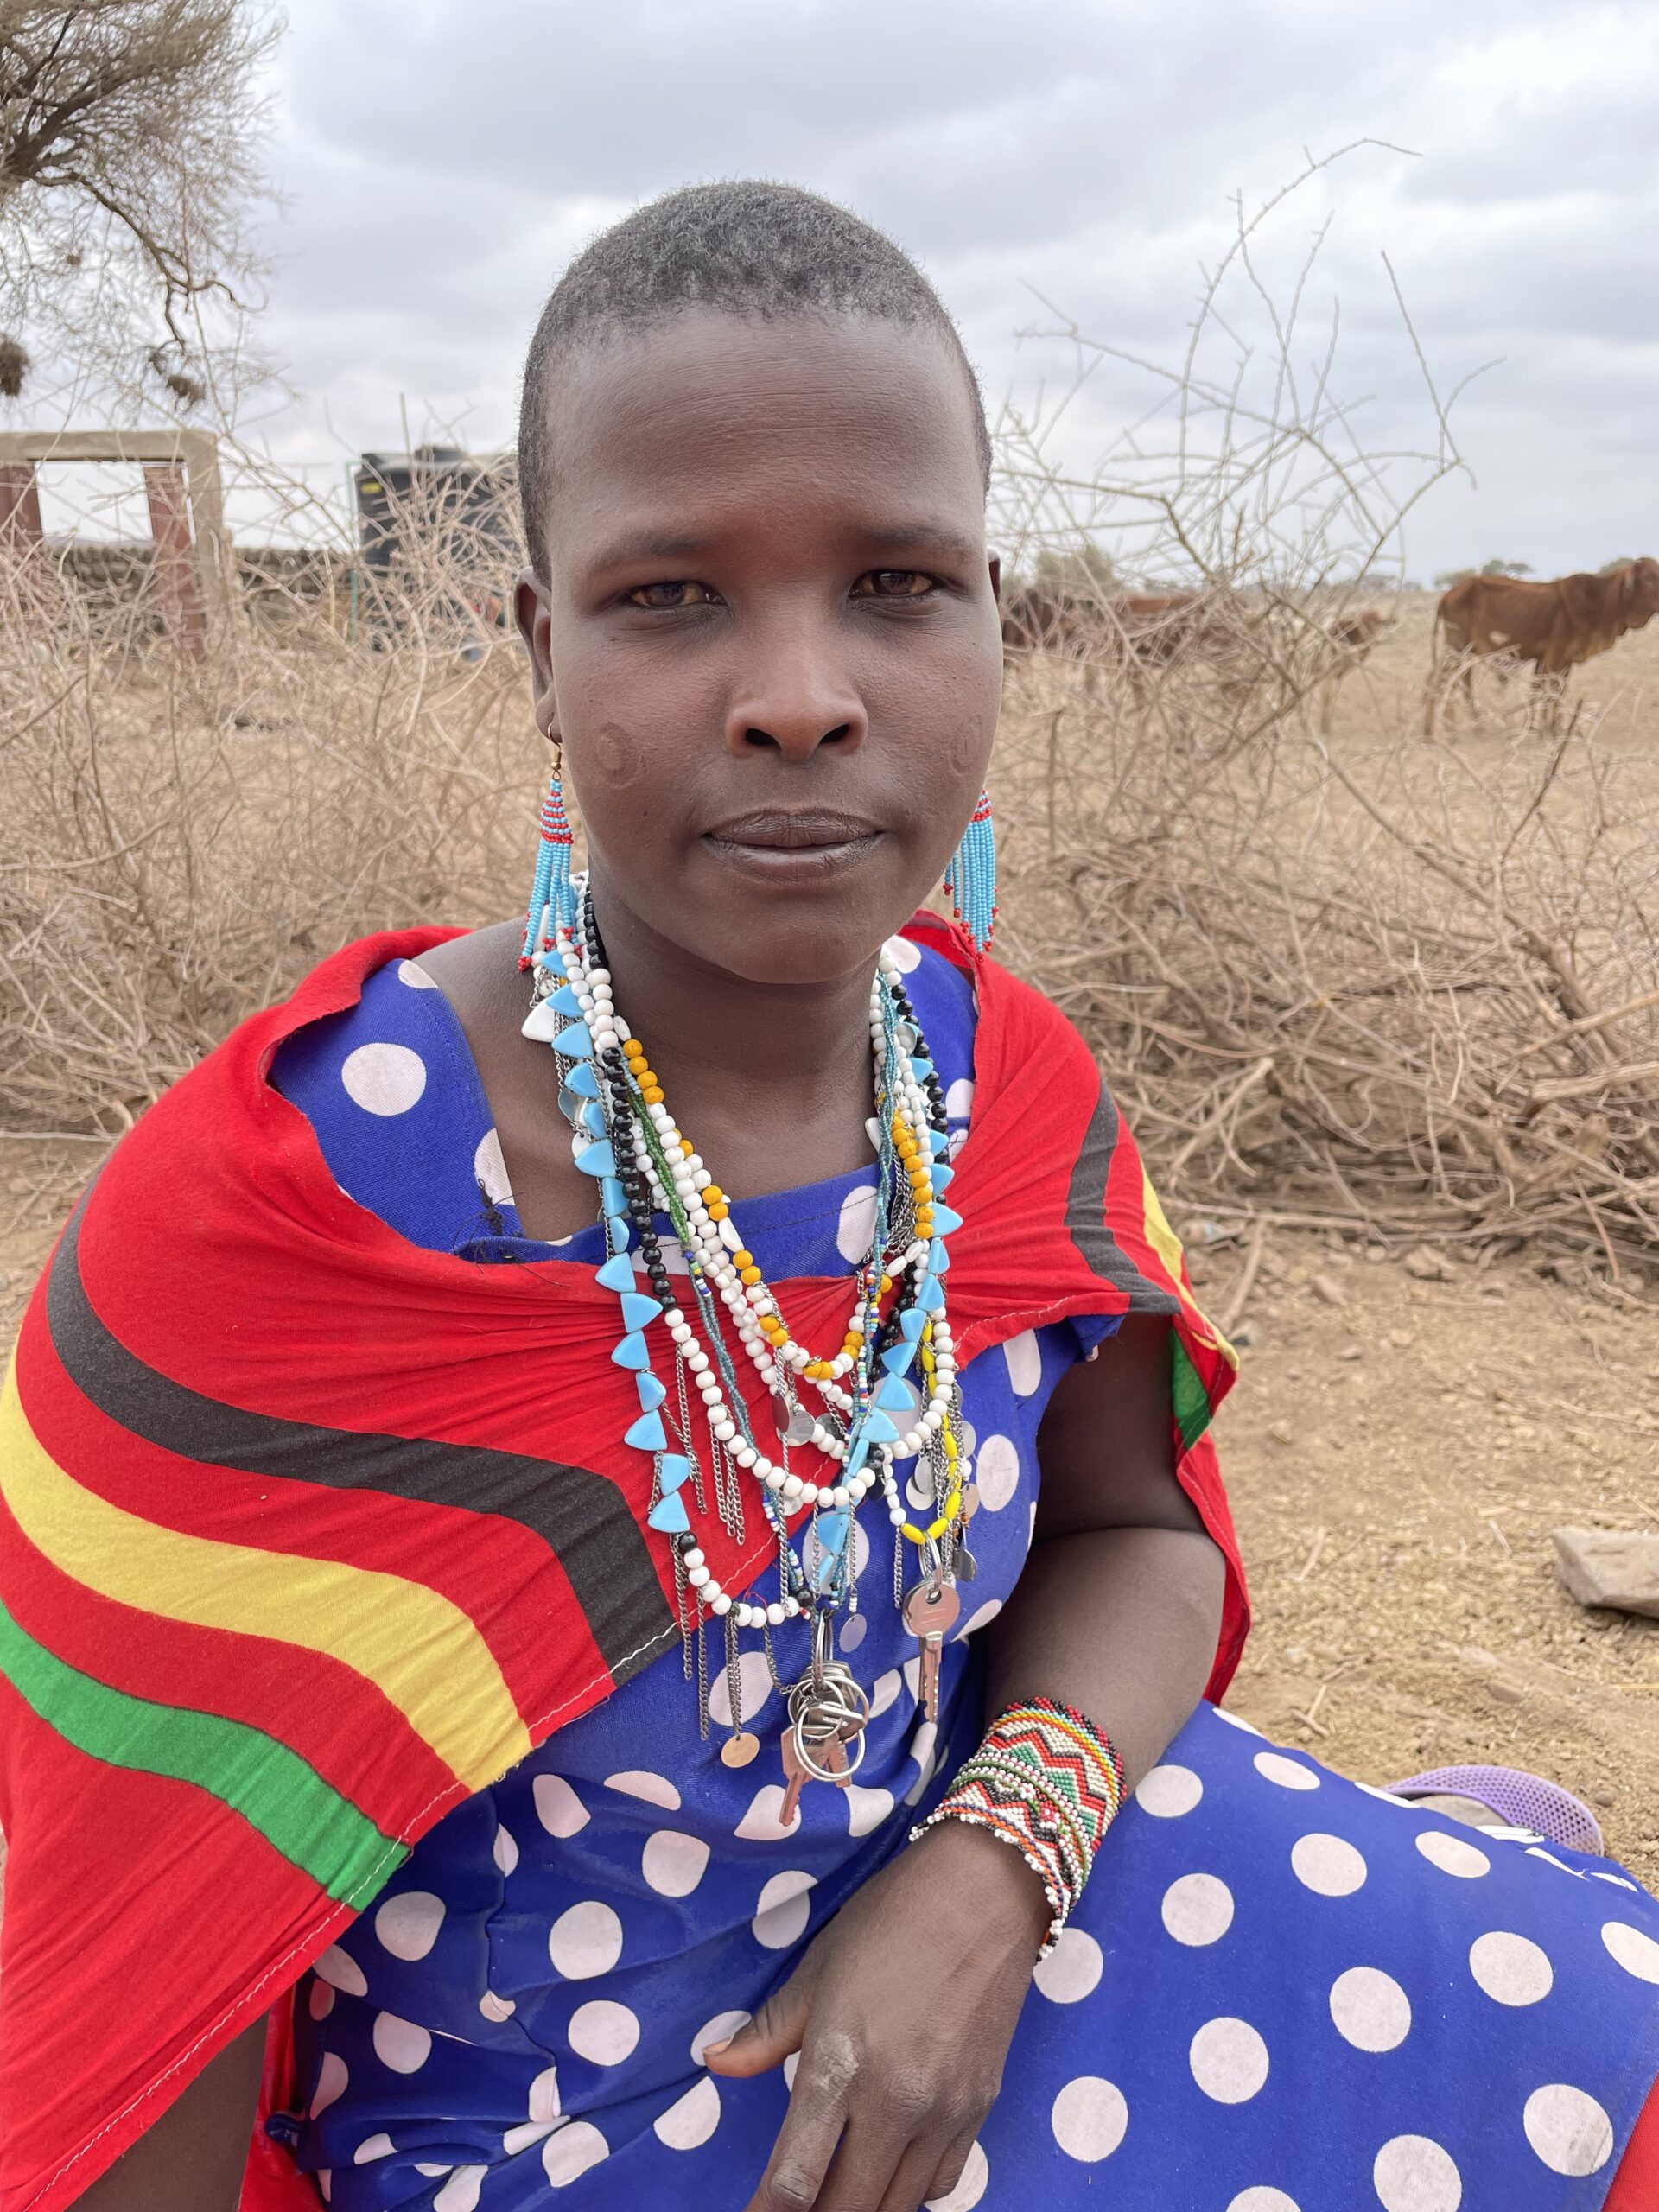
[779,1614,871,1823]
[902,1567,961,1721]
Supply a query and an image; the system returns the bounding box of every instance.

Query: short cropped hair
[518,180,991,575]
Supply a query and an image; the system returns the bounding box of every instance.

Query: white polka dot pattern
[1414,1830,1490,1879]
[1602,1919,1659,1983]
[653,2075,721,2150]
[547,1900,623,1980]
[340,1040,427,1116]
[642,1828,710,1898]
[310,2051,348,2116]
[1227,2193,1300,2212]
[1033,1927,1103,2004]
[353,2133,394,2164]
[533,1772,589,1838]
[1522,2083,1613,2175]
[1135,1764,1203,1818]
[314,1943,367,1996]
[542,2120,608,2186]
[372,1891,445,1961]
[1253,1751,1319,1792]
[473,1127,512,1205]
[1469,1931,1553,2006]
[753,1870,817,1949]
[372,2012,431,2073]
[1290,1833,1367,1897]
[1161,1872,1235,1947]
[1372,2136,1462,2212]
[690,2009,750,2064]
[707,1650,775,1733]
[926,2139,989,2209]
[1328,1967,1410,2051]
[605,1769,682,1810]
[1051,2075,1128,2161]
[836,1183,880,1262]
[974,1433,1020,1511]
[734,1783,801,1841]
[884,932,923,973]
[568,1999,640,2066]
[433,2171,486,2212]
[1001,1331,1042,1396]
[1189,2017,1269,2103]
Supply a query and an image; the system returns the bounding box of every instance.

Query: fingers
[874,2131,972,2212]
[912,2128,982,2212]
[741,2044,849,2212]
[706,1974,813,2080]
[810,2094,976,2212]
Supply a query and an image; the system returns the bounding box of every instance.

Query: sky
[123,1,1659,576]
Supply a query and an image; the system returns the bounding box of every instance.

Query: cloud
[241,0,1659,577]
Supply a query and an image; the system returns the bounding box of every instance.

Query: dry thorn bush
[0,476,533,1135]
[1,155,1654,1290]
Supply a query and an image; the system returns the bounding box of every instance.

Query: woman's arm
[72,2020,265,2210]
[708,1314,1225,2212]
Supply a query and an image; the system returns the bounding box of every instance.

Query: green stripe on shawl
[0,1595,404,1907]
[1171,1334,1215,1455]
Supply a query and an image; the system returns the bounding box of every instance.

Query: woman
[3,183,1656,2212]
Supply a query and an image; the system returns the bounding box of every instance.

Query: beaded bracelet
[911,1696,1126,1958]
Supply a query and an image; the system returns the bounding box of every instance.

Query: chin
[707,894,908,990]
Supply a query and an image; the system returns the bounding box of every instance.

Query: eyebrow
[586,520,983,574]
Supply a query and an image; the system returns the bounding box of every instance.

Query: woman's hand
[705,1817,1048,2212]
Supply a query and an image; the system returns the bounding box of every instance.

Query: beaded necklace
[522,880,974,1797]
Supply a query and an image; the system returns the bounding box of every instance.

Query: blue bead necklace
[522,880,969,1777]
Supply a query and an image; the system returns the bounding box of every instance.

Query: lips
[702,808,884,883]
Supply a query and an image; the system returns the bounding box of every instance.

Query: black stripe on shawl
[1064,1072,1184,1313]
[42,1191,676,1687]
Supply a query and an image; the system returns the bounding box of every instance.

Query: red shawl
[0,915,1244,2210]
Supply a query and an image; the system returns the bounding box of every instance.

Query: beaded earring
[518,751,578,969]
[943,787,998,953]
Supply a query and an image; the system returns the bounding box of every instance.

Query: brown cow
[1312,606,1394,733]
[1426,558,1659,732]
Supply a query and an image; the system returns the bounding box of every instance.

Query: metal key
[779,1712,852,1823]
[779,1728,810,1825]
[902,1577,961,1721]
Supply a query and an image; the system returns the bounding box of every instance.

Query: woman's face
[516,310,1003,987]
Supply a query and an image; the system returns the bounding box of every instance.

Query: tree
[1432,558,1533,589]
[0,1,278,411]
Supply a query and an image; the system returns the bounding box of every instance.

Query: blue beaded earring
[518,750,578,968]
[943,787,998,953]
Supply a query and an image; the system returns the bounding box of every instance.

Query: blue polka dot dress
[266,942,1659,2212]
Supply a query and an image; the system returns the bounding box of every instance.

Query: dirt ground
[1185,1225,1659,1888]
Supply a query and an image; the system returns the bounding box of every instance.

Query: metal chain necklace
[521,876,969,1806]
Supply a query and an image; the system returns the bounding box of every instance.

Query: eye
[625,580,722,609]
[853,569,938,600]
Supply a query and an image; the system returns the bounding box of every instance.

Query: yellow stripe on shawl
[0,1363,531,1789]
[1141,1168,1238,1371]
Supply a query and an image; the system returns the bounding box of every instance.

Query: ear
[514,567,559,738]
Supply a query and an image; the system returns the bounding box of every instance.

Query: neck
[582,870,883,1193]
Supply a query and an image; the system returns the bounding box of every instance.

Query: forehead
[537,311,985,568]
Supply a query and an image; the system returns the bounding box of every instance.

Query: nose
[722,608,868,761]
